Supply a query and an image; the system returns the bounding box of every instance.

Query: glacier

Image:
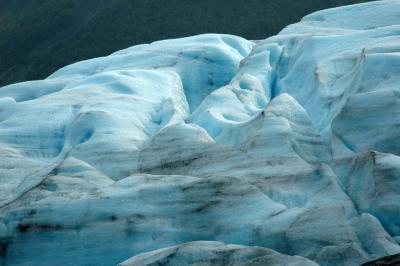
[1,0,400,265]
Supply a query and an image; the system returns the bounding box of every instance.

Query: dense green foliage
[0,0,371,86]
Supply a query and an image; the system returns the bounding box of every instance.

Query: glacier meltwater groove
[1,1,400,265]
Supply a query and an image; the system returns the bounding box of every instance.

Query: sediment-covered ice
[1,1,400,265]
[118,241,318,266]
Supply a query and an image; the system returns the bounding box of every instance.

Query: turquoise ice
[1,1,400,265]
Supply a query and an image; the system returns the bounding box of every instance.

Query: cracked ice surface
[1,1,400,265]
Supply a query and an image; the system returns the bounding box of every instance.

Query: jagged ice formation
[1,1,400,265]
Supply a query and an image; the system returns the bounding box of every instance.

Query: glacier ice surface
[1,1,400,265]
[119,241,318,266]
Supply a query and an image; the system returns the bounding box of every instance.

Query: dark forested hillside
[0,0,372,86]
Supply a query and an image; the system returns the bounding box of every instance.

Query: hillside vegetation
[0,0,371,86]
